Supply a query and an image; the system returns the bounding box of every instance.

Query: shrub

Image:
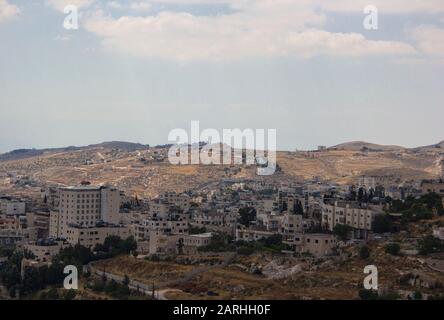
[359,246,370,259]
[385,243,401,256]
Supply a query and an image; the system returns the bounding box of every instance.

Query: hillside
[0,140,443,198]
[0,141,149,162]
[330,141,405,152]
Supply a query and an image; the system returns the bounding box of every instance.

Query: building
[0,231,22,245]
[64,224,130,249]
[191,210,237,235]
[358,176,376,191]
[181,233,213,254]
[158,192,191,212]
[284,233,337,257]
[0,198,26,216]
[24,239,68,263]
[26,211,50,240]
[235,228,275,241]
[0,216,19,231]
[148,232,180,255]
[421,180,444,196]
[322,201,382,239]
[50,185,122,239]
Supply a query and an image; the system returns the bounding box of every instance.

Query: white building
[285,233,337,257]
[50,185,122,239]
[322,201,382,239]
[0,199,26,216]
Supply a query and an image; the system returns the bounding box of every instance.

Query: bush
[63,289,77,300]
[372,214,393,233]
[333,224,353,241]
[236,246,254,255]
[385,243,401,256]
[359,246,370,259]
[418,235,444,255]
[358,289,378,300]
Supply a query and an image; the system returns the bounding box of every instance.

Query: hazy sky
[0,0,443,152]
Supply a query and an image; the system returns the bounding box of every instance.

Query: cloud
[0,0,19,23]
[108,1,152,12]
[45,0,95,12]
[105,0,444,14]
[411,25,444,57]
[130,2,152,12]
[83,1,415,62]
[318,0,444,14]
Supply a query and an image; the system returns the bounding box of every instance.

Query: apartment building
[26,211,50,240]
[236,228,275,241]
[421,180,444,196]
[24,239,68,263]
[0,198,26,216]
[158,192,191,212]
[133,213,189,241]
[284,233,337,257]
[64,224,130,249]
[181,233,213,254]
[0,216,19,231]
[322,201,382,239]
[50,185,122,239]
[191,210,237,234]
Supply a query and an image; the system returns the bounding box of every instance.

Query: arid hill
[0,141,443,197]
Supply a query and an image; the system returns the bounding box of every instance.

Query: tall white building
[50,185,122,239]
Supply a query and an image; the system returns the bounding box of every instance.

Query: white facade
[50,185,122,239]
[322,202,380,237]
[0,199,25,216]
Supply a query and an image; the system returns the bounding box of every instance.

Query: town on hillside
[1,145,444,300]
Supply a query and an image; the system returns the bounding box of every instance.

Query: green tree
[63,289,77,300]
[418,235,444,255]
[372,214,393,233]
[333,224,353,241]
[359,246,371,259]
[413,291,422,300]
[238,207,256,227]
[358,288,378,300]
[385,243,401,256]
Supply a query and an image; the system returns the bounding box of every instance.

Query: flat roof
[60,186,103,191]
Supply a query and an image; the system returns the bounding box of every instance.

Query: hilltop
[329,141,405,152]
[0,141,149,162]
[0,140,443,198]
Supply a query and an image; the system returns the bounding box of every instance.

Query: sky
[0,0,443,152]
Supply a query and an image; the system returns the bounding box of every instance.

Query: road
[87,252,236,300]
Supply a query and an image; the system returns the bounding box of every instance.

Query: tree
[358,187,365,203]
[359,246,370,259]
[418,235,444,255]
[385,243,401,256]
[413,291,422,300]
[238,207,256,227]
[372,214,393,233]
[22,267,42,294]
[333,224,353,241]
[293,200,304,215]
[123,275,130,287]
[63,289,77,300]
[359,288,378,300]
